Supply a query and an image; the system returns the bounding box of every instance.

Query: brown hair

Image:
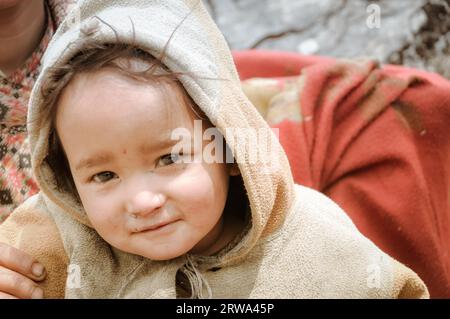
[42,43,207,199]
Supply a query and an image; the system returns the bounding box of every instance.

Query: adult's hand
[0,242,45,299]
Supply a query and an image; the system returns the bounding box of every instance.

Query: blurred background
[203,0,450,79]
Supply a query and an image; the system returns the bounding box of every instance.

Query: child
[0,0,428,298]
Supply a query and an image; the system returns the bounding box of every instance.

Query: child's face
[55,68,232,260]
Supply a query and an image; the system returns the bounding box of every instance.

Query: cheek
[77,188,122,231]
[172,164,229,221]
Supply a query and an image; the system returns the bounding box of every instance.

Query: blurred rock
[204,0,450,78]
[387,0,450,79]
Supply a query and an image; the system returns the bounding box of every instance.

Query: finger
[0,267,44,299]
[0,291,18,299]
[0,243,46,281]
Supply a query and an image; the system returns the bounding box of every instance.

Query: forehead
[56,68,198,133]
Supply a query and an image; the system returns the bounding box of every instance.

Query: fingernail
[31,287,44,299]
[31,263,44,277]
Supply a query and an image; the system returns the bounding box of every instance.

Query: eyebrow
[75,152,115,171]
[138,138,179,155]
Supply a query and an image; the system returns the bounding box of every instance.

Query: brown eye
[92,171,117,183]
[157,153,182,167]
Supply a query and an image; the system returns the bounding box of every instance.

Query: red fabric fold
[233,50,450,298]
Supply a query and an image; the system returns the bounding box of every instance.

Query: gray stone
[203,0,450,79]
[204,0,426,62]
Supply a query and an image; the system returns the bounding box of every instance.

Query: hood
[28,0,294,267]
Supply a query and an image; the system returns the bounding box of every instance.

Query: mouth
[134,219,180,233]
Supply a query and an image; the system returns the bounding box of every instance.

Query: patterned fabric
[234,50,450,297]
[0,1,72,222]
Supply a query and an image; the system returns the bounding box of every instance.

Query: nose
[126,190,166,218]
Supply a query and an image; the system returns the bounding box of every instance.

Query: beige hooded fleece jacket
[0,0,428,299]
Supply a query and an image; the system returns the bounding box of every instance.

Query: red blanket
[233,50,450,298]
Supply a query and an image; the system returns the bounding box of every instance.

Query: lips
[134,219,179,233]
